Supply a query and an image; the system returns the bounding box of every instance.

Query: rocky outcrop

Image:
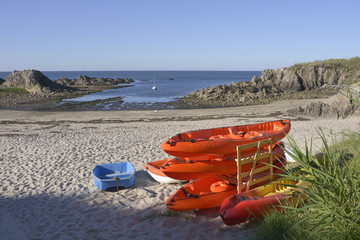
[3,70,68,94]
[2,70,135,95]
[260,67,348,92]
[288,87,360,119]
[180,73,340,108]
[0,70,136,109]
[55,76,134,87]
[180,59,360,109]
[0,78,4,85]
[258,62,360,92]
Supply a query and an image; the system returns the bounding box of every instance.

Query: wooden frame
[236,138,273,194]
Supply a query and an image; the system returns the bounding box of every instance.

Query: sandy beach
[1,98,359,240]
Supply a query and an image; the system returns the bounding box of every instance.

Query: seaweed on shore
[55,97,125,111]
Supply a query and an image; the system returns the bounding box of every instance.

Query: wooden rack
[236,138,273,194]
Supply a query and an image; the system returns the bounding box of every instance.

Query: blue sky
[0,0,359,71]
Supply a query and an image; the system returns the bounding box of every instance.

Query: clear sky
[0,0,359,71]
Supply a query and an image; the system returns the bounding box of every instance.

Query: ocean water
[0,71,261,108]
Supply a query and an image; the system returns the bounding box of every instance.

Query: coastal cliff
[179,57,360,118]
[260,59,360,91]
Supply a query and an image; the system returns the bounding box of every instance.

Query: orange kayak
[161,120,291,158]
[165,158,286,211]
[144,159,182,184]
[144,154,233,183]
[220,179,306,225]
[161,143,285,180]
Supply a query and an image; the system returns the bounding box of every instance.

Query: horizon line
[0,69,263,72]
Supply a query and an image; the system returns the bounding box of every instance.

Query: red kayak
[220,178,306,225]
[165,157,286,212]
[161,120,291,158]
[161,143,285,180]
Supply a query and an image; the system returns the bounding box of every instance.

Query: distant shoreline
[0,70,261,111]
[0,70,261,81]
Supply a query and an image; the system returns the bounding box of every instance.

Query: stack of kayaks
[160,143,285,181]
[165,153,287,211]
[144,120,295,222]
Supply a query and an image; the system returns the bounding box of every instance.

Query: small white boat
[152,73,157,90]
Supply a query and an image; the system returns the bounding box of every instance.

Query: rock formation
[180,58,360,112]
[260,66,356,92]
[55,76,134,87]
[3,69,68,94]
[0,78,4,85]
[288,87,360,119]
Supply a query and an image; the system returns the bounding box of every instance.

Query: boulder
[288,102,338,119]
[278,70,304,92]
[251,75,260,86]
[297,67,318,89]
[0,78,5,85]
[3,70,66,94]
[328,70,339,85]
[261,68,304,92]
[288,87,360,119]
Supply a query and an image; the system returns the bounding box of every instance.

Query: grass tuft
[254,131,360,240]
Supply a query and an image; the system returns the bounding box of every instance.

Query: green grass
[289,57,360,84]
[253,207,310,240]
[253,131,360,240]
[0,87,29,94]
[290,56,360,70]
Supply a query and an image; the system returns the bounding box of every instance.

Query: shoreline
[0,98,331,123]
[1,99,359,239]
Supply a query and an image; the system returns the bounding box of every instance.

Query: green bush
[254,132,360,240]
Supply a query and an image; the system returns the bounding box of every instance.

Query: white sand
[0,99,359,240]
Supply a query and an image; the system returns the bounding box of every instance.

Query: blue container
[92,162,135,190]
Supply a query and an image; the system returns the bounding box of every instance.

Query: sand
[1,98,359,240]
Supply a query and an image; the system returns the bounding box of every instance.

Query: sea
[0,71,261,110]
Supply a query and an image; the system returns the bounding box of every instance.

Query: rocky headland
[179,57,360,119]
[0,69,134,109]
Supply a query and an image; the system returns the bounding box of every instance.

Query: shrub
[254,131,360,240]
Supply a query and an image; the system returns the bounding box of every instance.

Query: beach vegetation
[289,57,360,84]
[0,87,29,94]
[290,56,360,70]
[253,131,360,240]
